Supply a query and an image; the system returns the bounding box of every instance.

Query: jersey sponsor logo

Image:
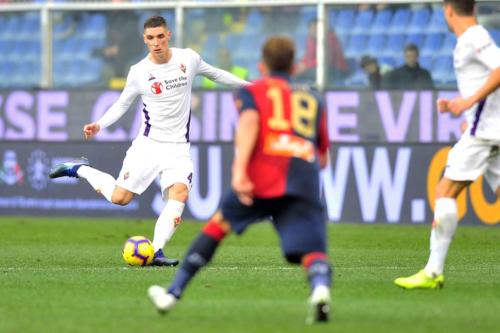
[263,133,315,163]
[476,42,492,54]
[163,76,188,90]
[180,63,186,73]
[150,81,163,94]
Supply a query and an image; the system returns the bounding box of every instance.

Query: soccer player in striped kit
[49,16,249,266]
[148,36,333,323]
[395,0,500,289]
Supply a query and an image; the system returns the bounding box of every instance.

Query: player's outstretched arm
[83,123,101,140]
[198,59,250,87]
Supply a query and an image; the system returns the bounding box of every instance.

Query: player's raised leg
[148,211,230,312]
[49,158,118,203]
[394,178,468,289]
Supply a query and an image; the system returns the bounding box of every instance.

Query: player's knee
[168,184,189,202]
[111,192,132,206]
[284,253,303,264]
[202,212,231,241]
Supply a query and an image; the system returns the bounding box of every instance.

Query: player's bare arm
[232,109,259,206]
[319,151,329,169]
[83,123,101,140]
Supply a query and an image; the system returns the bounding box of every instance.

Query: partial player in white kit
[49,16,249,266]
[395,0,500,289]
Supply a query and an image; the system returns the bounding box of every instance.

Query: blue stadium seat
[161,10,175,26]
[344,69,368,88]
[233,35,257,61]
[439,32,456,55]
[427,8,447,33]
[388,8,411,34]
[405,33,425,49]
[384,34,405,56]
[328,9,337,27]
[344,35,367,58]
[366,34,386,55]
[0,15,22,40]
[371,9,393,34]
[490,29,500,45]
[378,56,396,68]
[351,9,375,35]
[407,7,431,33]
[300,6,317,23]
[421,33,444,56]
[432,55,453,81]
[419,55,433,71]
[333,9,356,36]
[433,60,456,88]
[247,9,263,28]
[80,59,103,85]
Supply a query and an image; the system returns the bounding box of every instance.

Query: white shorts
[116,136,194,196]
[444,135,500,191]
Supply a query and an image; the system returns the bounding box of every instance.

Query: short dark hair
[361,55,377,68]
[262,36,295,72]
[144,15,168,31]
[443,0,475,16]
[404,43,419,55]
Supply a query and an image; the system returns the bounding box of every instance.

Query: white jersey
[454,25,500,140]
[97,48,249,142]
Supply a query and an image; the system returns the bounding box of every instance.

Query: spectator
[360,55,382,89]
[201,48,249,89]
[295,20,349,86]
[92,11,143,88]
[382,43,434,90]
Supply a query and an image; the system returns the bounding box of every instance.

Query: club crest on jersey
[180,63,186,73]
[148,73,156,81]
[150,81,163,95]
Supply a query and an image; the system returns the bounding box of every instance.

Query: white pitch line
[2,266,499,272]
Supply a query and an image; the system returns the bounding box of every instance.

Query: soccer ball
[122,236,154,266]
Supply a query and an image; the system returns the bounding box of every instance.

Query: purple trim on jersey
[470,99,486,136]
[185,109,191,142]
[142,104,151,137]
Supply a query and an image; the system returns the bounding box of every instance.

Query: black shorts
[220,191,327,256]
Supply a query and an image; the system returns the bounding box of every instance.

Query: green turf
[0,217,498,333]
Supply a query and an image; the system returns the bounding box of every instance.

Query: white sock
[77,165,116,202]
[424,198,458,276]
[152,200,185,252]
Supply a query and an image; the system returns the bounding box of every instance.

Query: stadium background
[0,0,499,225]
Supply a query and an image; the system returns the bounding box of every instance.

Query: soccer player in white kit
[395,0,500,289]
[49,16,249,266]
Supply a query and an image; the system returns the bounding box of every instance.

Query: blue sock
[167,233,221,298]
[308,260,333,290]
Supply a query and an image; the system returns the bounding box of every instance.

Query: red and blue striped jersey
[234,74,329,201]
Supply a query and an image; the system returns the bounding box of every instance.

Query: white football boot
[306,285,331,324]
[148,285,178,314]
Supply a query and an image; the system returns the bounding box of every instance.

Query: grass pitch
[0,217,498,333]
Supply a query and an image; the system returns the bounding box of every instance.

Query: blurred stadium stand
[0,2,500,89]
